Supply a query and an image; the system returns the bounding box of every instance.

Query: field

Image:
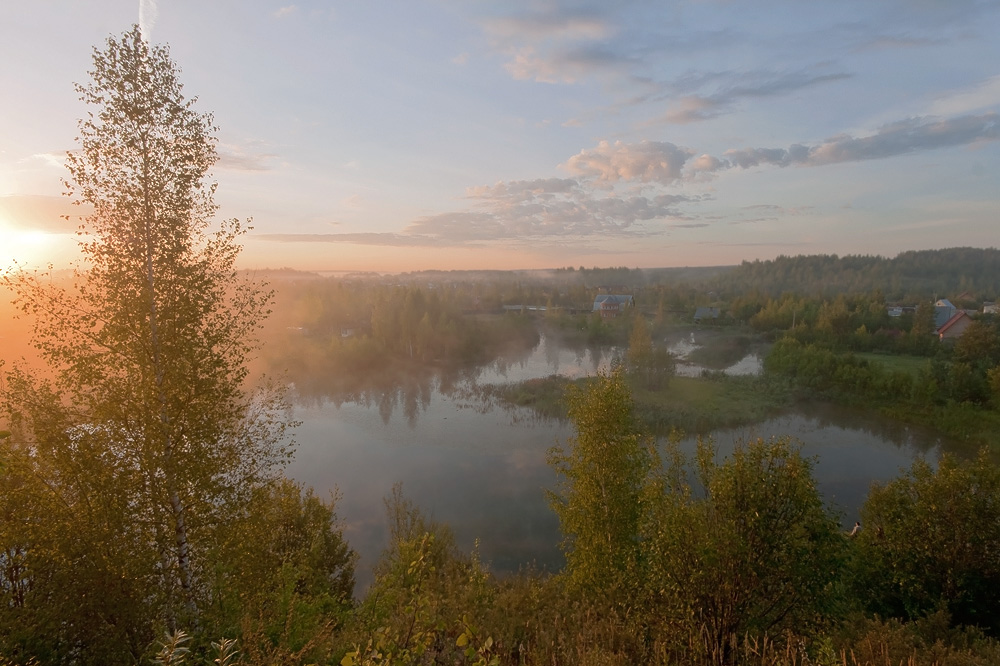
[855,352,931,378]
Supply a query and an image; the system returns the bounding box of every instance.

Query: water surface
[285,334,951,590]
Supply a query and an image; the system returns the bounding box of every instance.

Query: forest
[3,27,1000,666]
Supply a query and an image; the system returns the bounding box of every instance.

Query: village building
[592,294,634,319]
[693,306,721,323]
[937,311,973,341]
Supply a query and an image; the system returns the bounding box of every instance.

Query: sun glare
[0,216,55,269]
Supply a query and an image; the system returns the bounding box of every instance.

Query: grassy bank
[475,372,792,435]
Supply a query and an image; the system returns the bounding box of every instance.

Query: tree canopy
[0,27,343,662]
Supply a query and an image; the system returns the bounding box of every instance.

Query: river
[285,332,953,590]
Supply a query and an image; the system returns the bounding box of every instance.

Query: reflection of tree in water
[341,375,435,426]
[481,340,539,379]
[269,315,638,426]
[543,334,562,374]
[781,402,962,458]
[278,325,541,424]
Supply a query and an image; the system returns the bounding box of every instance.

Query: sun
[0,215,57,270]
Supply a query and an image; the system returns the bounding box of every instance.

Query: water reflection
[679,404,951,527]
[287,333,961,593]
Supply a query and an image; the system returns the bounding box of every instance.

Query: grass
[854,352,930,378]
[631,374,791,434]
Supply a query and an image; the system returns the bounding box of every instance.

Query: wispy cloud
[716,113,998,170]
[659,69,852,124]
[480,7,622,84]
[216,143,280,172]
[929,75,1000,116]
[341,194,364,209]
[28,152,66,169]
[273,5,297,19]
[257,232,435,247]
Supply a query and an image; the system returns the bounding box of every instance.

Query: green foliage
[152,630,191,666]
[341,486,499,666]
[547,375,843,663]
[626,315,676,390]
[642,437,845,661]
[715,249,1000,300]
[547,367,653,596]
[856,451,1000,633]
[954,319,1000,369]
[835,612,1000,666]
[208,477,356,662]
[0,26,306,663]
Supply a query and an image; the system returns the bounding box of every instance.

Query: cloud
[562,140,693,184]
[481,8,622,84]
[273,5,297,19]
[465,178,578,201]
[929,75,1000,116]
[727,204,814,225]
[341,194,363,209]
[29,152,66,169]
[503,44,630,84]
[256,232,436,247]
[216,144,279,172]
[854,35,943,51]
[257,178,701,248]
[408,178,696,243]
[700,113,999,172]
[689,154,726,172]
[255,105,996,252]
[664,96,724,124]
[659,69,851,124]
[483,12,611,43]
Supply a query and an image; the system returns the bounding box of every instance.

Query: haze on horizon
[1,1,998,273]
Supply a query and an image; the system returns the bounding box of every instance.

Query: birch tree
[0,26,291,659]
[547,367,653,596]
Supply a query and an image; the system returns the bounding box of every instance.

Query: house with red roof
[937,311,973,341]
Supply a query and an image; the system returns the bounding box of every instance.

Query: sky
[1,1,998,273]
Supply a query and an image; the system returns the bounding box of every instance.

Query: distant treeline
[711,247,1000,301]
[268,246,1000,309]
